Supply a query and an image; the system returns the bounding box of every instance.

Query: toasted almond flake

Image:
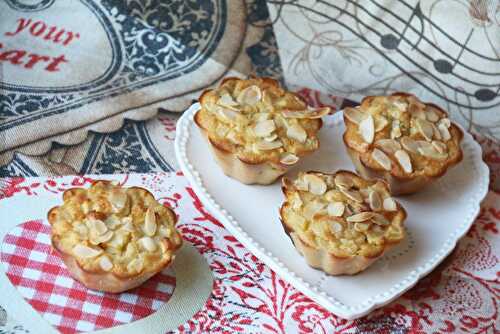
[303,201,326,220]
[139,236,157,252]
[412,108,427,120]
[426,109,440,122]
[416,118,434,141]
[329,221,344,234]
[74,224,89,238]
[418,146,448,160]
[304,174,327,195]
[279,153,299,165]
[216,106,246,125]
[87,218,108,236]
[346,212,375,222]
[122,220,135,232]
[392,100,408,112]
[99,255,113,271]
[159,225,173,238]
[264,134,278,142]
[291,193,303,210]
[255,140,283,151]
[432,141,447,154]
[395,149,413,173]
[127,258,144,273]
[400,136,420,154]
[354,222,370,232]
[334,174,354,189]
[383,197,397,211]
[372,148,392,171]
[254,113,270,122]
[105,216,122,230]
[343,107,365,124]
[282,106,330,119]
[327,202,345,217]
[109,190,128,212]
[218,93,238,109]
[339,188,364,203]
[294,178,308,191]
[359,114,375,143]
[374,116,389,131]
[368,191,382,211]
[90,230,114,245]
[73,244,102,259]
[375,139,401,154]
[144,208,157,237]
[372,213,390,225]
[431,123,442,140]
[390,120,402,139]
[253,119,276,137]
[286,123,307,143]
[439,118,451,128]
[236,85,262,105]
[438,123,451,141]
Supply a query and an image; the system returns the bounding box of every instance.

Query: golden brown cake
[194,77,331,185]
[48,180,182,293]
[280,171,406,275]
[342,93,463,195]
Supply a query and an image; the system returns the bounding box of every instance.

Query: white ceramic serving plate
[175,103,489,319]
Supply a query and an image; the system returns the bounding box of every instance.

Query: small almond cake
[343,93,463,195]
[280,171,406,275]
[194,77,331,185]
[48,180,182,293]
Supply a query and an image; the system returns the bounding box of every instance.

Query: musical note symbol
[380,1,425,50]
[433,29,474,74]
[474,86,499,102]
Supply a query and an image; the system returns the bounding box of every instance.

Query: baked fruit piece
[48,180,182,293]
[280,171,406,275]
[343,93,463,195]
[194,77,331,185]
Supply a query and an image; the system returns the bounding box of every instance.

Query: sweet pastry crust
[280,171,406,275]
[343,93,463,195]
[195,76,331,184]
[48,180,183,293]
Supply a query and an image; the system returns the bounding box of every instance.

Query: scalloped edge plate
[175,103,489,319]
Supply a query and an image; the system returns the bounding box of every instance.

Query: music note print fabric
[268,0,500,139]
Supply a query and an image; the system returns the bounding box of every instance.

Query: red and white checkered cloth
[0,220,175,333]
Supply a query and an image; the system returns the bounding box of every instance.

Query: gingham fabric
[0,220,175,334]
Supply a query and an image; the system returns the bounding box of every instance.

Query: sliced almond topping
[255,140,283,151]
[354,222,370,232]
[139,237,157,252]
[90,230,114,245]
[216,107,245,124]
[159,225,173,238]
[144,208,157,237]
[432,141,447,154]
[127,258,144,273]
[282,106,330,119]
[390,120,402,139]
[372,213,390,225]
[372,148,392,171]
[426,109,440,122]
[334,174,354,189]
[439,118,451,128]
[236,85,262,105]
[416,118,434,141]
[400,136,420,154]
[73,244,102,259]
[438,123,451,141]
[327,202,345,217]
[412,108,427,120]
[253,119,276,137]
[375,139,401,154]
[218,93,238,109]
[383,197,397,211]
[87,218,108,236]
[392,100,408,112]
[368,190,382,211]
[99,255,113,271]
[359,114,375,143]
[304,174,327,195]
[374,116,389,132]
[294,178,308,191]
[122,219,135,232]
[286,123,307,143]
[343,107,365,124]
[329,221,344,234]
[279,153,299,165]
[395,150,413,173]
[264,134,278,142]
[431,123,442,140]
[109,190,128,212]
[74,224,89,238]
[418,145,448,160]
[339,188,364,203]
[105,216,122,230]
[303,201,326,220]
[346,212,374,222]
